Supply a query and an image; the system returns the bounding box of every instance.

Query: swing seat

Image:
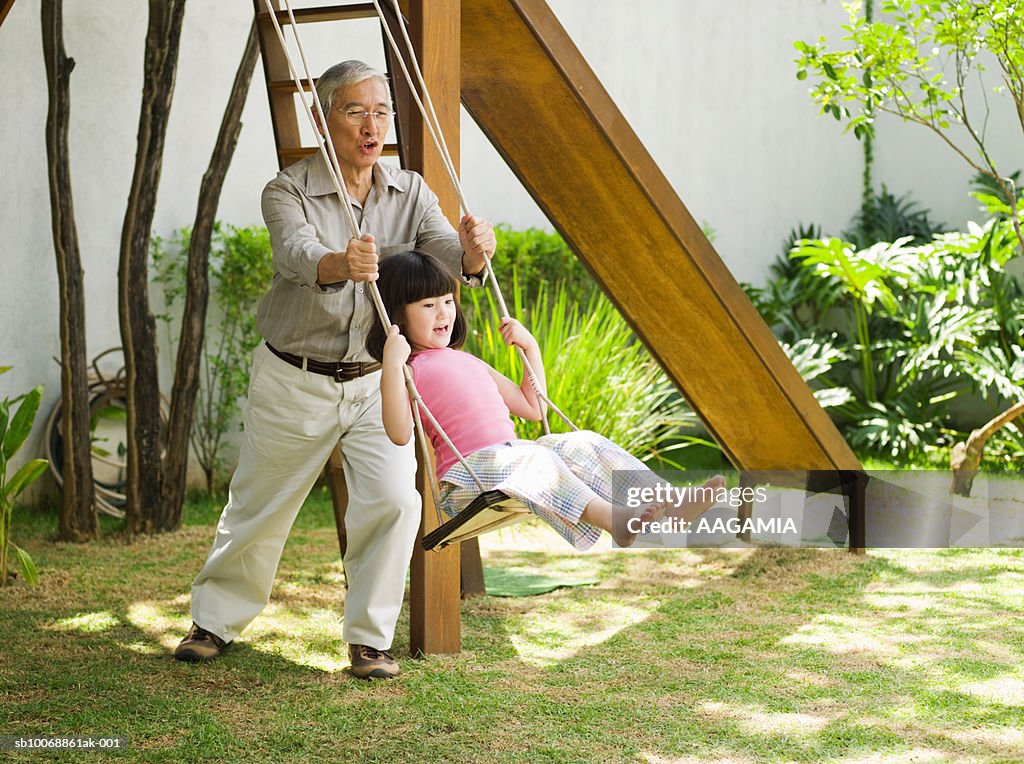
[421,490,531,551]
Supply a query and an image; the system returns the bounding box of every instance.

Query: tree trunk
[951,399,1024,496]
[162,21,259,528]
[41,0,97,542]
[118,0,186,535]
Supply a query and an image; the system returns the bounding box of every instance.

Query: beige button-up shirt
[256,155,476,362]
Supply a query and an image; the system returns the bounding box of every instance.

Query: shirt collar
[371,161,408,195]
[306,154,408,199]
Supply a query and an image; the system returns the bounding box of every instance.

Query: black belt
[265,343,381,382]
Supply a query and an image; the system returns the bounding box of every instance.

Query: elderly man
[175,60,494,679]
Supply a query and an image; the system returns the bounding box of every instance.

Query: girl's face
[403,293,457,351]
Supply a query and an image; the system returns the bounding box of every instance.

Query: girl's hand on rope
[382,325,411,367]
[458,214,496,277]
[499,318,537,351]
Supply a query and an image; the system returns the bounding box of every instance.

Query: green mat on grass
[483,567,600,597]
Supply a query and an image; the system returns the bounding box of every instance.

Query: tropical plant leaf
[813,387,855,409]
[2,386,42,461]
[12,544,38,586]
[91,405,127,423]
[843,185,946,248]
[781,336,847,382]
[0,398,9,444]
[4,459,48,502]
[955,346,1024,403]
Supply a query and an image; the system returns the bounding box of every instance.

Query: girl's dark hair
[365,250,468,361]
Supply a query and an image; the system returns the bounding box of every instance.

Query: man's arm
[261,175,333,289]
[261,175,380,289]
[316,234,379,286]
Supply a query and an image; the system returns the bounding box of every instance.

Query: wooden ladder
[251,0,478,655]
[253,1,407,169]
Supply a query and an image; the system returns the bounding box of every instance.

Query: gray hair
[316,60,390,112]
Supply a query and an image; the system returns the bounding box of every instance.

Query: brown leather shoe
[348,644,400,679]
[174,623,231,663]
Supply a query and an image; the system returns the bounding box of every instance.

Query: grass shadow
[4,494,1024,762]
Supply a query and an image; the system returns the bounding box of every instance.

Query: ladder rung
[257,3,378,25]
[280,144,400,164]
[270,78,315,92]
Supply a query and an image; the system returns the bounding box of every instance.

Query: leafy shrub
[762,211,1024,463]
[151,223,274,493]
[842,185,946,249]
[971,170,1024,216]
[1,368,45,586]
[490,225,599,308]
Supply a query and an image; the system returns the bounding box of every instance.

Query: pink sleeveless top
[408,348,517,479]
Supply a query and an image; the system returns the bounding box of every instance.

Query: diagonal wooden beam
[461,0,861,475]
[1,0,18,30]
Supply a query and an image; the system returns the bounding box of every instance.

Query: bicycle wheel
[45,382,167,519]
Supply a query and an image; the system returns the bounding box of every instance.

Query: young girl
[367,251,723,549]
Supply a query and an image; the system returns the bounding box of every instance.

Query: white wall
[1,0,1019,483]
[462,0,866,282]
[2,1,272,490]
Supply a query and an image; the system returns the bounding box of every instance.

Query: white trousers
[190,344,420,649]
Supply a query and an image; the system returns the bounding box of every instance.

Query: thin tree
[118,0,187,535]
[41,0,97,541]
[795,0,1024,255]
[162,21,259,525]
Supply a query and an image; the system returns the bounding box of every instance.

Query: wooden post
[410,443,461,655]
[461,538,487,599]
[404,0,463,656]
[848,471,867,555]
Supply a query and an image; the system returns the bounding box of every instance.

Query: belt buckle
[333,365,348,383]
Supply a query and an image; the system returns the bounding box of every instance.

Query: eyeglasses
[335,108,394,126]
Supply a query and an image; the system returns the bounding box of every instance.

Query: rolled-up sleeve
[261,176,333,290]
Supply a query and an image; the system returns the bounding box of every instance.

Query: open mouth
[433,324,450,336]
[361,139,378,152]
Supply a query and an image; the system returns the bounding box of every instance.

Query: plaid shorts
[438,430,650,550]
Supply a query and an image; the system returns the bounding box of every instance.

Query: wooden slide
[461,0,861,474]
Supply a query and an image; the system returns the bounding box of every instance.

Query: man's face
[322,78,392,172]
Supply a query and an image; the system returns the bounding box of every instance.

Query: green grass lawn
[2,488,1023,762]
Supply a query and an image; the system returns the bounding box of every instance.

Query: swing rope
[263,0,386,327]
[370,0,581,435]
[261,0,492,523]
[262,0,580,535]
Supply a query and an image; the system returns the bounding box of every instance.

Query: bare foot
[613,499,671,547]
[667,474,727,522]
[604,475,727,547]
[637,475,728,526]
